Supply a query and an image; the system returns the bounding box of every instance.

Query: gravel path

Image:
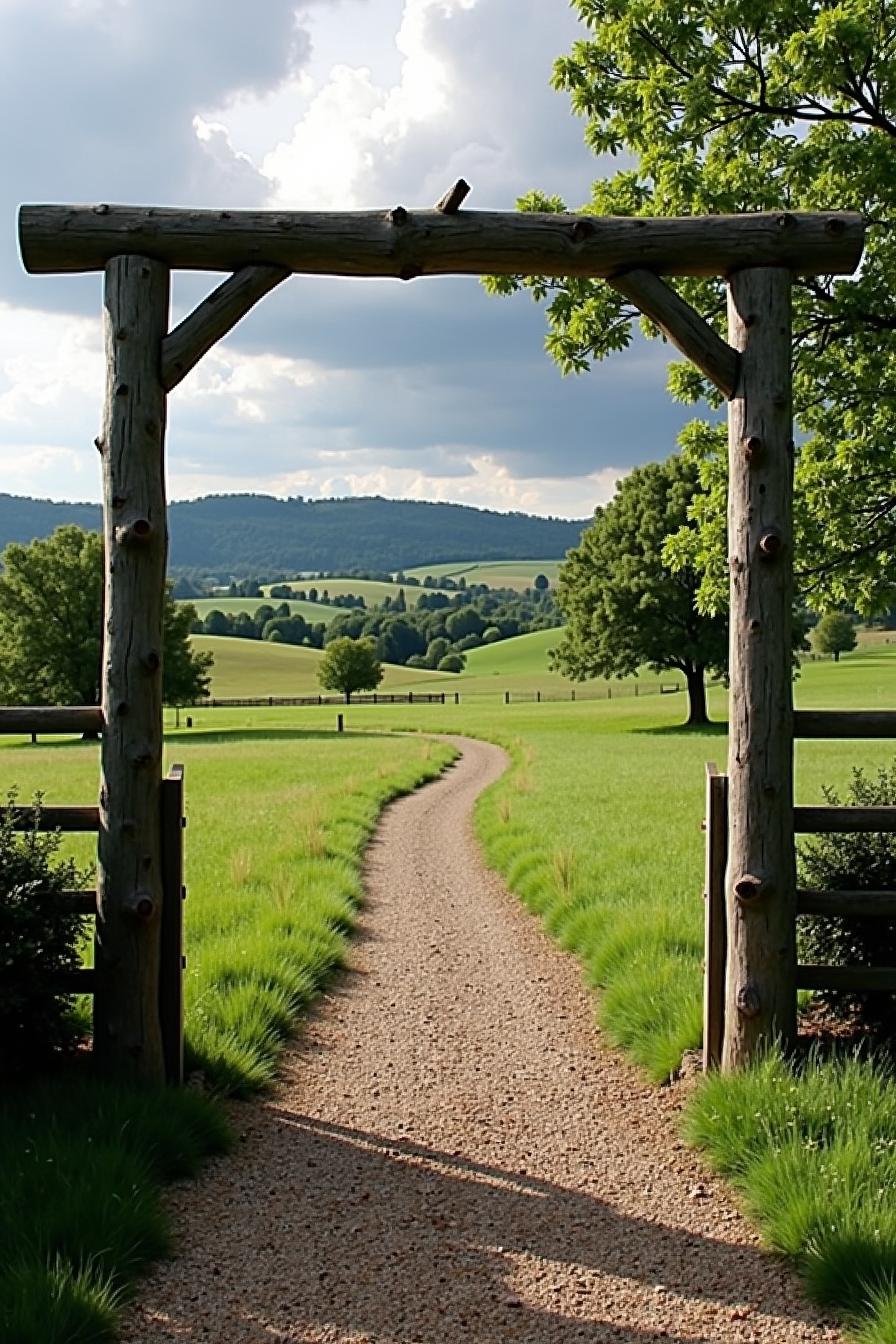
[123,736,840,1344]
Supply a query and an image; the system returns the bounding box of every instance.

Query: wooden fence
[703,709,896,1070]
[0,704,186,1084]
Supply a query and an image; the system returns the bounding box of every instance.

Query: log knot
[733,873,771,904]
[736,981,762,1018]
[123,889,156,921]
[743,435,763,462]
[114,518,153,546]
[388,206,408,227]
[758,530,783,560]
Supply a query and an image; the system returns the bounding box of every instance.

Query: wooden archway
[16,185,866,1081]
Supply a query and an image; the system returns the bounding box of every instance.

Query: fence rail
[3,766,187,1085]
[181,682,685,711]
[704,753,896,1069]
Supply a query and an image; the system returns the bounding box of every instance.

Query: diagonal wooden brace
[161,264,289,391]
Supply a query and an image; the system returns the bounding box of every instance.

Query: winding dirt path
[123,737,839,1343]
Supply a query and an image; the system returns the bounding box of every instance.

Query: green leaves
[486,0,896,613]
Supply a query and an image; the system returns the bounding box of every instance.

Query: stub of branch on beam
[161,265,289,391]
[608,268,740,400]
[18,206,866,280]
[435,179,471,214]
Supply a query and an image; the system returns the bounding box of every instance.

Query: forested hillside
[0,493,586,576]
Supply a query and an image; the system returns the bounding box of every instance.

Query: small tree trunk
[834,650,840,662]
[684,666,708,725]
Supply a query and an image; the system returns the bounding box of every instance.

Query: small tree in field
[318,636,383,703]
[814,613,858,663]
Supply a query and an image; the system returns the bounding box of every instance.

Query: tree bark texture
[723,266,796,1071]
[684,666,709,725]
[94,255,169,1083]
[19,205,865,279]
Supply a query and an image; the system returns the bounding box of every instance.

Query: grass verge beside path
[1,728,455,1342]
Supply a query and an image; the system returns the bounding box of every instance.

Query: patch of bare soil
[121,737,840,1343]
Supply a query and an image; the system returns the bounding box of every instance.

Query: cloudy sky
[0,0,693,519]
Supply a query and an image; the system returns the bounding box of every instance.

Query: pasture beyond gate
[8,183,881,1079]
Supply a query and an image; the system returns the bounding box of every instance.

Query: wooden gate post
[723,267,797,1070]
[94,255,170,1082]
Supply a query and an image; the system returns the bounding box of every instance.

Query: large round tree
[486,0,896,617]
[0,525,212,706]
[552,455,727,724]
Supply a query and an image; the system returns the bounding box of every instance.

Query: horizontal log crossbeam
[19,206,865,280]
[0,706,103,735]
[797,964,896,993]
[798,889,896,917]
[0,805,100,832]
[794,710,896,739]
[794,805,896,833]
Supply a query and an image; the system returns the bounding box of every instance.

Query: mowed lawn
[403,558,564,590]
[261,576,451,607]
[182,596,344,626]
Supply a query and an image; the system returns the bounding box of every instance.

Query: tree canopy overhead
[551,455,728,724]
[486,0,896,614]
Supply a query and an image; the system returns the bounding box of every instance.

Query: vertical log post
[723,267,796,1070]
[159,764,185,1085]
[703,763,728,1071]
[94,255,170,1082]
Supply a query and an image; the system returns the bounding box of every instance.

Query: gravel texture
[122,737,841,1343]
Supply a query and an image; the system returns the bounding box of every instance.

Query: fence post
[454,691,459,705]
[159,764,185,1085]
[723,266,796,1070]
[536,690,541,703]
[703,763,727,1072]
[337,713,344,733]
[504,690,510,705]
[409,692,414,705]
[571,688,575,702]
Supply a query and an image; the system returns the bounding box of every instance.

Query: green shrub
[437,653,465,673]
[798,763,896,1036]
[0,795,87,1076]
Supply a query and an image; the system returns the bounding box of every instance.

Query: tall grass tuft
[686,1052,896,1333]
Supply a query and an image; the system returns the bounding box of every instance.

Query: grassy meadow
[403,558,564,590]
[1,727,456,1340]
[4,623,895,1341]
[150,641,896,1342]
[261,575,449,607]
[184,596,343,626]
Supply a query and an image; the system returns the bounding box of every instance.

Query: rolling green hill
[404,559,565,591]
[190,636,444,699]
[185,597,342,626]
[0,492,585,576]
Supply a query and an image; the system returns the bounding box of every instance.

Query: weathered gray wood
[18,206,865,279]
[435,179,470,214]
[703,763,728,1071]
[798,889,896,917]
[0,706,103,735]
[159,764,185,1085]
[723,267,796,1072]
[795,805,896,833]
[794,710,896,739]
[797,964,896,992]
[608,270,739,399]
[160,266,288,391]
[0,805,99,832]
[94,254,169,1084]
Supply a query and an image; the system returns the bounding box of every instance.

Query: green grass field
[6,639,895,1341]
[260,576,448,607]
[181,596,343,626]
[403,558,564,590]
[1,728,455,1341]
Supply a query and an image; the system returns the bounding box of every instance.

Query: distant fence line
[180,682,685,711]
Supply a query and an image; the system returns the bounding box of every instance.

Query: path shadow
[133,1098,829,1343]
